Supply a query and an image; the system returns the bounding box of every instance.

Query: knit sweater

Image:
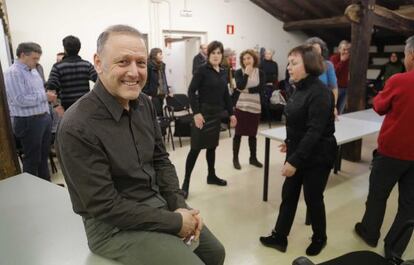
[47,55,97,109]
[330,53,349,88]
[374,70,414,161]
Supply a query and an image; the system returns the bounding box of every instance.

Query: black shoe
[233,158,241,170]
[292,257,316,265]
[384,244,392,260]
[181,181,189,199]
[306,238,326,256]
[259,232,287,252]
[207,175,227,186]
[354,222,378,247]
[249,158,263,168]
[384,244,402,262]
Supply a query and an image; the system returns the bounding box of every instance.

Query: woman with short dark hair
[182,41,237,198]
[232,49,265,169]
[260,45,337,256]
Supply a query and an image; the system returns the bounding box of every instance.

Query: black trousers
[274,165,331,239]
[360,153,414,257]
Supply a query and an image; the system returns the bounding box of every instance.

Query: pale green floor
[51,122,414,265]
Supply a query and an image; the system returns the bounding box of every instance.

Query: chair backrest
[166,94,190,112]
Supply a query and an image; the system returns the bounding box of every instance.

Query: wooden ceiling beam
[345,3,414,35]
[284,16,350,31]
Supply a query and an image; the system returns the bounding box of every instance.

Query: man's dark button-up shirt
[56,79,186,234]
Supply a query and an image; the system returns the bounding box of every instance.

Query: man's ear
[94,53,103,74]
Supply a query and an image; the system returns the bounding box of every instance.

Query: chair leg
[179,136,182,147]
[49,153,57,174]
[267,107,272,128]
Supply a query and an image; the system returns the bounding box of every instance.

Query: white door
[164,41,186,94]
[164,37,200,95]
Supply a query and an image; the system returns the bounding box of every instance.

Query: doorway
[162,30,207,94]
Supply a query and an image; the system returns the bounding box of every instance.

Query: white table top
[0,173,121,265]
[259,116,381,145]
[342,108,384,124]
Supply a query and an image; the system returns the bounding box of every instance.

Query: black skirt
[190,104,226,150]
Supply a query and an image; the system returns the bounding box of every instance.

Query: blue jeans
[13,113,52,181]
[337,88,347,114]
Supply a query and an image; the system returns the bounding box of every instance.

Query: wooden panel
[0,62,20,180]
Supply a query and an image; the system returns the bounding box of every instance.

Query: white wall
[0,18,12,71]
[6,0,150,77]
[6,0,307,80]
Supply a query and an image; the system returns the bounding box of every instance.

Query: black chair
[165,94,193,147]
[292,220,414,265]
[151,97,174,150]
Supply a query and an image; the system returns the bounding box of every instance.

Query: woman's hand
[194,113,205,129]
[245,65,253,76]
[229,115,237,128]
[281,162,296,177]
[278,143,287,153]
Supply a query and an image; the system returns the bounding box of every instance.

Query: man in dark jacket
[192,44,207,75]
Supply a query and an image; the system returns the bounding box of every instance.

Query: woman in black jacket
[182,41,237,198]
[260,45,337,256]
[142,48,170,113]
[233,49,265,169]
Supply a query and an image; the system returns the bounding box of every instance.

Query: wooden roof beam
[345,3,414,35]
[284,16,350,31]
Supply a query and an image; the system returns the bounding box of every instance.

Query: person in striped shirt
[47,35,97,110]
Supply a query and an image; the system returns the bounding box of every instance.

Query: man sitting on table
[56,24,225,265]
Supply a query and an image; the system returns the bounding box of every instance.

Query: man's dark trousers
[13,113,52,181]
[361,153,414,257]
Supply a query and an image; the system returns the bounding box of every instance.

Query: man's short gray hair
[97,25,144,54]
[305,37,329,59]
[405,35,414,54]
[16,42,42,58]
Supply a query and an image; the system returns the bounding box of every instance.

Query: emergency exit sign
[226,24,234,35]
